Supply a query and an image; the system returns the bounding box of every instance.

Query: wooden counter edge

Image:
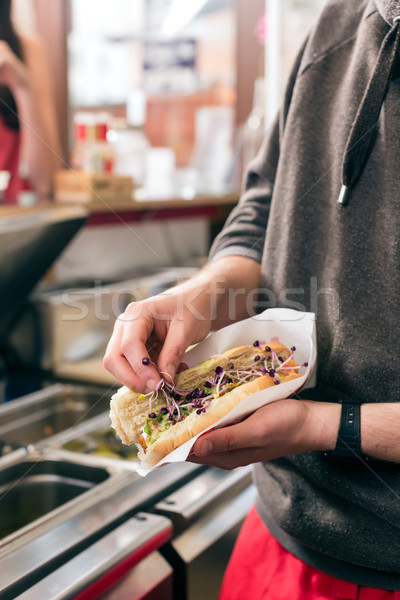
[54,191,240,213]
[0,192,239,218]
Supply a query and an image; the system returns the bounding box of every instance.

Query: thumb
[157,321,191,382]
[193,416,260,457]
[193,428,238,457]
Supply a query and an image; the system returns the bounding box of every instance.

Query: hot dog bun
[110,341,302,465]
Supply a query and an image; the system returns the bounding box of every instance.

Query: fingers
[190,403,285,458]
[189,400,310,468]
[157,320,191,382]
[103,305,160,393]
[103,289,211,393]
[188,447,265,470]
[189,419,271,470]
[148,339,163,365]
[120,304,164,390]
[192,418,258,458]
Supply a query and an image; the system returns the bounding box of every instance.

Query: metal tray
[0,451,198,598]
[0,383,112,446]
[38,409,134,456]
[0,458,110,544]
[61,423,138,461]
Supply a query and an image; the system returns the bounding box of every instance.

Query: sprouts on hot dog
[110,340,307,465]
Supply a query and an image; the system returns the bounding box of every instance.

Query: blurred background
[0,0,326,384]
[13,0,325,195]
[0,0,326,386]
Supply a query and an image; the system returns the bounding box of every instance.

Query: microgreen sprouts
[140,342,306,429]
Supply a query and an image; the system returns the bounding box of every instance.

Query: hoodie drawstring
[338,16,400,205]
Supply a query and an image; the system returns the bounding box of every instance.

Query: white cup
[144,147,176,200]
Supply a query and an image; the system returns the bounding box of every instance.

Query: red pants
[218,506,400,600]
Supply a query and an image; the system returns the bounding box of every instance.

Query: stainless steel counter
[0,384,112,446]
[0,383,255,600]
[13,514,173,600]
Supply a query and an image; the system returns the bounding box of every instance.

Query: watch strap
[332,398,362,458]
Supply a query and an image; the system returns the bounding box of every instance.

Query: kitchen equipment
[155,465,257,600]
[32,411,140,474]
[98,551,172,600]
[0,441,21,457]
[0,382,254,600]
[0,384,112,446]
[0,205,88,351]
[13,514,173,600]
[61,421,138,462]
[8,267,198,370]
[0,442,199,599]
[53,357,118,386]
[0,457,110,546]
[0,355,6,404]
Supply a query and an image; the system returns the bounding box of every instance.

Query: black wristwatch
[332,398,362,459]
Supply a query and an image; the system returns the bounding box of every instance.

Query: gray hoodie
[210,0,400,588]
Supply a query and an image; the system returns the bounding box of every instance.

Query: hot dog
[110,340,305,465]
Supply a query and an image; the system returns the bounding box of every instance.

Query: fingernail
[198,440,213,456]
[146,378,158,392]
[165,364,176,381]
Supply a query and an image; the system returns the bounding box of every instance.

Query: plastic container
[107,89,150,188]
[71,112,115,174]
[70,112,91,171]
[89,115,115,174]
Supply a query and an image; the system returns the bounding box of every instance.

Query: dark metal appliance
[0,206,88,401]
[0,206,88,350]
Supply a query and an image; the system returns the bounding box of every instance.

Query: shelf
[0,191,239,229]
[53,190,238,226]
[77,190,239,213]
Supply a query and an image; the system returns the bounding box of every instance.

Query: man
[104,0,400,597]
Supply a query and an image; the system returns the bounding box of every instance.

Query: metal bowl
[0,457,110,544]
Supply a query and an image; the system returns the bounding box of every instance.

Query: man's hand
[104,256,262,394]
[189,399,341,469]
[190,399,400,468]
[104,283,212,393]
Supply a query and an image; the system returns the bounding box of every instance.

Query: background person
[0,0,61,202]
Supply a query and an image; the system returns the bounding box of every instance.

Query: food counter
[49,186,239,227]
[0,384,256,600]
[0,201,253,599]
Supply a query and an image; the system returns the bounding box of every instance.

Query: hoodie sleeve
[209,35,310,264]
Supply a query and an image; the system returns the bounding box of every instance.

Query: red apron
[218,506,400,600]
